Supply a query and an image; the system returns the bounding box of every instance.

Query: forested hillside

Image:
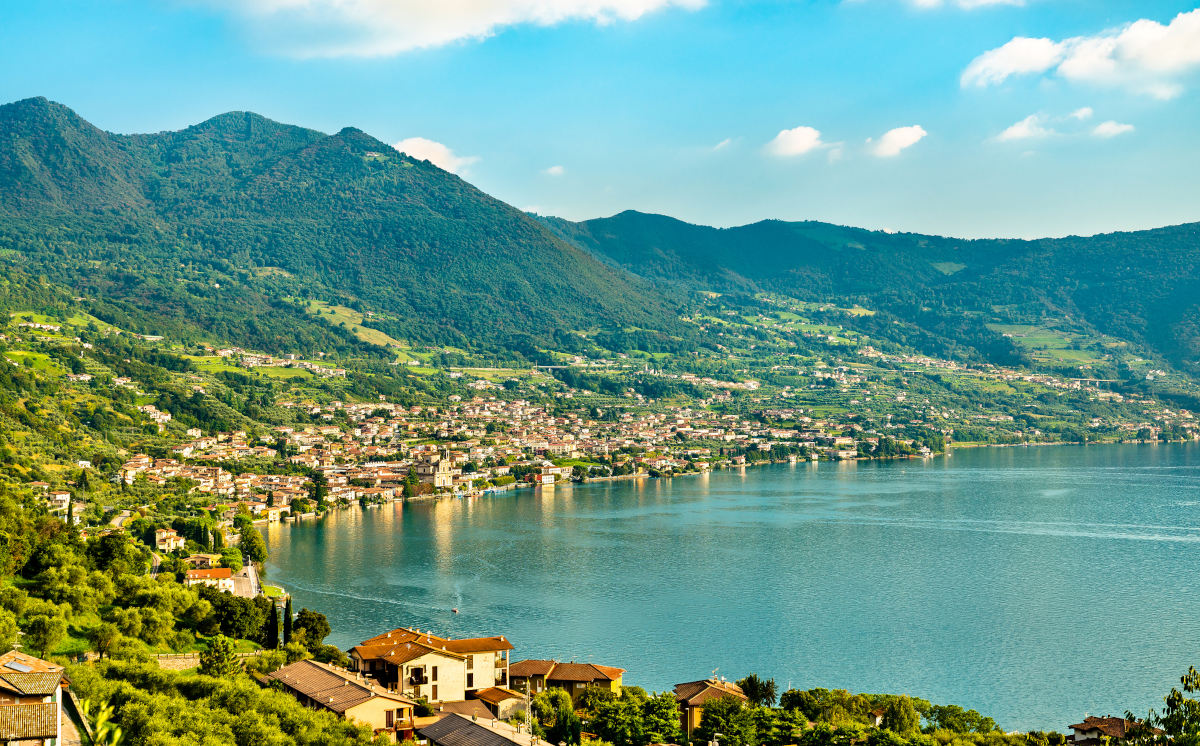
[551,211,1200,376]
[0,97,677,355]
[3,95,1200,381]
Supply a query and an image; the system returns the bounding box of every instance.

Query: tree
[0,610,16,653]
[23,614,66,659]
[265,603,279,649]
[293,608,330,650]
[737,674,778,707]
[283,597,293,644]
[548,699,583,746]
[696,695,756,746]
[532,689,575,732]
[91,622,121,660]
[643,691,683,745]
[308,471,328,511]
[881,697,920,736]
[199,634,240,677]
[1129,666,1200,746]
[588,693,643,746]
[240,526,267,564]
[926,704,997,733]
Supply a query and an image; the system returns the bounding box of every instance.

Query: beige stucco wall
[345,697,412,731]
[403,651,467,702]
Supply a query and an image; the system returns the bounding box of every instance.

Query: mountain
[0,98,677,354]
[553,210,1200,375]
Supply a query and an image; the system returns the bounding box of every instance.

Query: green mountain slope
[0,98,677,353]
[555,210,1200,374]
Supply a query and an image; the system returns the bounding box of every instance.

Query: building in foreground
[507,660,625,704]
[348,627,513,703]
[184,567,234,592]
[266,659,417,741]
[673,678,747,738]
[419,712,542,746]
[0,650,67,746]
[1069,716,1162,746]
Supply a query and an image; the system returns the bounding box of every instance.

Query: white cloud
[868,125,927,157]
[1070,106,1094,120]
[1093,120,1135,137]
[995,114,1055,142]
[962,8,1200,97]
[765,126,826,157]
[961,37,1065,87]
[207,0,705,57]
[542,165,566,176]
[712,137,733,151]
[393,137,479,174]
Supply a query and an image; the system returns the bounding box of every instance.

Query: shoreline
[259,439,1200,734]
[284,436,1199,519]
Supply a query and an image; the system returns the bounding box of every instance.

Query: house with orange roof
[348,627,514,703]
[155,528,185,552]
[0,650,67,745]
[673,678,747,737]
[1069,716,1162,746]
[508,660,624,704]
[267,659,417,741]
[184,567,234,593]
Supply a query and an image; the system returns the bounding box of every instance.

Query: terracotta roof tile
[0,671,63,696]
[441,700,497,719]
[0,702,58,740]
[419,712,537,746]
[268,659,414,714]
[509,660,623,682]
[509,660,555,678]
[360,628,513,654]
[473,687,524,705]
[673,679,746,706]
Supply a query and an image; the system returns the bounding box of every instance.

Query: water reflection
[264,443,1200,732]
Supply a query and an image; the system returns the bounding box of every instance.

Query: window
[432,666,438,682]
[467,673,474,688]
[466,655,474,670]
[386,710,394,728]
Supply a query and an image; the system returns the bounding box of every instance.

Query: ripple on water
[263,442,1200,732]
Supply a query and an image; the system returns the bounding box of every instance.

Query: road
[231,562,261,598]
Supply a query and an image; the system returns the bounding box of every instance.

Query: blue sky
[2,0,1199,238]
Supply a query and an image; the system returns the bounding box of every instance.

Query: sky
[2,0,1199,238]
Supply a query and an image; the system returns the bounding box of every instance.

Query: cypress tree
[266,603,279,649]
[283,596,293,644]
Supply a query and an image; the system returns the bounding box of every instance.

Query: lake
[263,443,1200,731]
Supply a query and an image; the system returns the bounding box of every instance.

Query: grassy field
[4,350,59,373]
[931,261,967,275]
[988,323,1108,365]
[256,366,313,380]
[305,300,406,349]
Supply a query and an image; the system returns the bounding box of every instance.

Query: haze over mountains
[3,96,1200,378]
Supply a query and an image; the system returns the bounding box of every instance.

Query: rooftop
[267,659,416,714]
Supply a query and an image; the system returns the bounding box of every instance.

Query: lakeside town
[2,618,1161,746]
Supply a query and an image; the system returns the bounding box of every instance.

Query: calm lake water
[263,443,1200,731]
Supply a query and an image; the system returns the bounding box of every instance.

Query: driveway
[231,562,260,599]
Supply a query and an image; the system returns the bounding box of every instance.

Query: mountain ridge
[0,97,679,353]
[552,209,1200,375]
